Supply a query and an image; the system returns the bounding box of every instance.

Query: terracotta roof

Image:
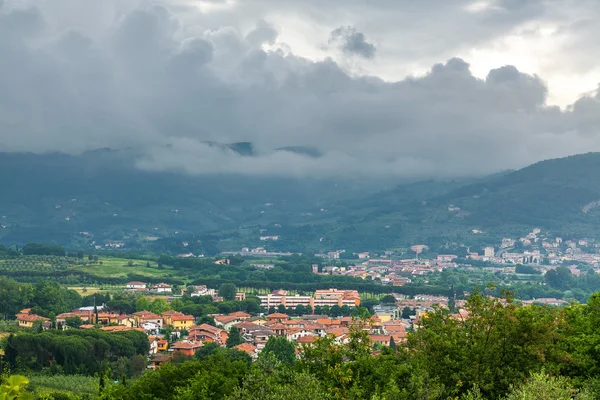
[215,315,239,324]
[101,326,142,332]
[369,335,392,342]
[316,318,340,326]
[229,311,251,318]
[266,312,289,319]
[152,354,173,363]
[233,321,260,330]
[127,281,147,286]
[171,341,203,350]
[151,283,171,288]
[135,312,162,320]
[234,343,257,353]
[162,310,184,317]
[171,315,195,322]
[268,323,287,330]
[17,313,50,322]
[189,324,223,335]
[297,335,317,344]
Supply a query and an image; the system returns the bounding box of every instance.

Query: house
[150,283,172,294]
[149,337,159,355]
[266,313,290,322]
[297,335,317,346]
[125,281,147,291]
[214,315,243,331]
[234,343,258,359]
[161,310,184,326]
[95,312,120,325]
[55,310,93,326]
[116,314,136,328]
[16,312,50,329]
[133,311,164,328]
[368,335,405,346]
[100,326,142,332]
[229,311,251,320]
[189,324,229,345]
[157,339,169,352]
[170,315,195,331]
[150,354,173,370]
[437,254,457,263]
[171,341,204,357]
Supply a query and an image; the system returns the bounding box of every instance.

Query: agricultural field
[0,254,183,285]
[28,374,99,399]
[71,257,173,279]
[67,286,110,296]
[0,255,78,273]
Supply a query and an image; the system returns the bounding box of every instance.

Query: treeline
[1,269,185,286]
[96,291,600,400]
[3,329,149,376]
[0,278,82,319]
[22,243,66,256]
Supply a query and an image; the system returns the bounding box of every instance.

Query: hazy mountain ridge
[3,151,600,251]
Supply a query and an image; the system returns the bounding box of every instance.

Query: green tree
[150,298,170,314]
[380,294,396,305]
[261,336,296,366]
[135,297,150,312]
[505,371,590,400]
[545,267,573,290]
[407,289,563,398]
[230,355,330,400]
[218,283,237,301]
[64,316,83,329]
[171,298,184,312]
[226,327,245,348]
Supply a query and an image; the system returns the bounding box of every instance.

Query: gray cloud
[329,26,376,59]
[1,0,600,179]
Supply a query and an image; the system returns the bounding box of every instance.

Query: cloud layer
[1,0,600,178]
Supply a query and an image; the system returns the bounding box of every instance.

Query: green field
[72,257,173,279]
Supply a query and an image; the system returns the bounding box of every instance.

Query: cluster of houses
[125,281,173,294]
[315,259,448,285]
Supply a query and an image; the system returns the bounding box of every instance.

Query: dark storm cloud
[329,26,376,59]
[1,0,600,179]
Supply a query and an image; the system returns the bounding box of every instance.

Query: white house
[126,281,147,290]
[141,322,161,335]
[150,283,172,294]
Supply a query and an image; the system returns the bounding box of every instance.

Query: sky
[1,0,600,178]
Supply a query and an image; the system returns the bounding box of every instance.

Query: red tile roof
[234,343,257,354]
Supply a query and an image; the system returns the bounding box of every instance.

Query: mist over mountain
[0,149,388,246]
[3,150,600,253]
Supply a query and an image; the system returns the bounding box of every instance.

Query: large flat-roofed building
[258,288,361,309]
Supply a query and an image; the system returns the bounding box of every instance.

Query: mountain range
[3,149,600,253]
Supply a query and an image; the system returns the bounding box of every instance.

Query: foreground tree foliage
[4,330,149,376]
[11,289,600,399]
[406,290,565,398]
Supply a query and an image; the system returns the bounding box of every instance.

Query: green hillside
[283,152,600,251]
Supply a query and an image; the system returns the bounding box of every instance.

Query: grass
[67,286,108,296]
[71,257,174,279]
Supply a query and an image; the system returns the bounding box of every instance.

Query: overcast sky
[1,0,600,178]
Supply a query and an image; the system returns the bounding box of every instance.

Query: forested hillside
[4,151,600,252]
